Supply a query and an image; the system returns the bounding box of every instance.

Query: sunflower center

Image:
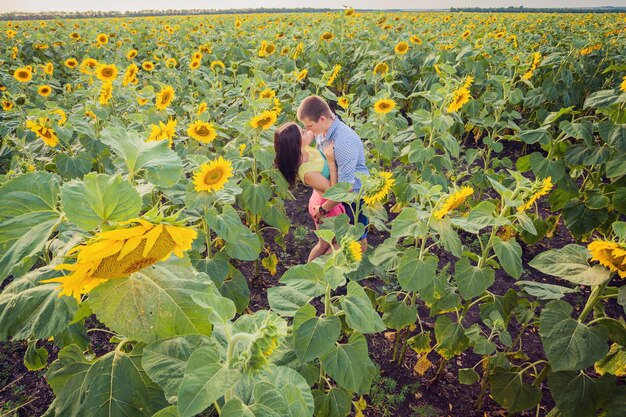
[379,103,390,110]
[124,257,158,274]
[258,117,272,127]
[204,168,224,185]
[17,70,28,79]
[102,68,113,77]
[196,126,210,136]
[161,92,171,103]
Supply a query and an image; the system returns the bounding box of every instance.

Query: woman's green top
[298,146,330,185]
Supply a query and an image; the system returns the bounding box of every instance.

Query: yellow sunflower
[410,35,422,45]
[345,9,354,16]
[394,41,409,55]
[51,109,67,126]
[25,118,59,147]
[14,67,32,82]
[98,81,113,105]
[97,33,108,45]
[588,241,626,279]
[80,58,98,74]
[363,172,395,206]
[320,32,335,42]
[373,62,389,76]
[44,62,54,75]
[65,58,78,69]
[38,85,52,97]
[96,64,118,82]
[193,156,234,193]
[165,58,177,68]
[517,177,553,212]
[250,110,278,130]
[187,120,217,144]
[259,88,276,99]
[41,218,197,301]
[338,96,349,109]
[447,87,471,113]
[341,235,362,265]
[373,98,396,114]
[197,102,207,115]
[327,64,341,86]
[155,85,175,111]
[127,49,138,59]
[2,100,14,111]
[123,63,139,86]
[70,32,81,40]
[190,59,201,70]
[295,68,308,81]
[620,76,626,93]
[433,187,474,219]
[142,61,155,71]
[147,118,177,146]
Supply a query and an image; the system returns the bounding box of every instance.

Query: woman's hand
[324,143,335,162]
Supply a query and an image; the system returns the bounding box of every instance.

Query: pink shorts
[308,190,345,227]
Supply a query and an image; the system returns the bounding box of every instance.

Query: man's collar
[326,115,339,139]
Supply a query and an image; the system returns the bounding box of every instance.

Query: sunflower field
[1,9,626,417]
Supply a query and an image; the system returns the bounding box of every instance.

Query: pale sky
[1,0,625,13]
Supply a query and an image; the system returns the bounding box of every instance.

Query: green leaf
[562,201,608,238]
[263,366,314,417]
[293,305,341,363]
[608,124,626,151]
[47,345,168,417]
[458,368,480,385]
[206,206,261,261]
[152,406,179,417]
[89,263,215,343]
[54,152,93,179]
[455,257,495,300]
[584,89,620,109]
[519,127,550,145]
[434,315,470,360]
[380,297,418,330]
[0,172,62,282]
[339,281,386,334]
[529,152,565,182]
[432,218,463,257]
[548,371,614,417]
[0,283,77,341]
[539,300,609,371]
[312,387,351,417]
[528,244,611,286]
[143,335,215,404]
[177,346,239,417]
[24,340,48,371]
[607,386,626,417]
[279,263,326,298]
[322,182,357,203]
[100,127,183,187]
[239,179,272,216]
[390,207,427,238]
[220,266,251,314]
[60,172,141,230]
[492,237,522,279]
[565,145,609,166]
[397,249,438,292]
[516,281,578,300]
[268,285,314,317]
[594,343,626,375]
[606,153,626,179]
[321,333,376,394]
[261,199,291,234]
[488,367,541,413]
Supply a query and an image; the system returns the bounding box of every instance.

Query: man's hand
[312,205,323,222]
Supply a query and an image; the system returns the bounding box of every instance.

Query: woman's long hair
[274,122,302,187]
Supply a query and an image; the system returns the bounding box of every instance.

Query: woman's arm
[303,171,332,194]
[324,143,338,186]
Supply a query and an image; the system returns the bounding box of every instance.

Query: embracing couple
[274,95,369,262]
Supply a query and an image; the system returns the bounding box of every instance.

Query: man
[296,95,369,248]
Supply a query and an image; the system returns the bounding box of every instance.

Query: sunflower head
[250,110,278,130]
[588,241,626,279]
[187,120,217,144]
[394,41,409,55]
[341,235,363,265]
[320,32,335,42]
[155,85,175,111]
[38,85,52,97]
[433,186,474,219]
[447,87,471,113]
[338,96,349,109]
[41,218,197,301]
[363,171,395,206]
[373,62,389,76]
[295,68,308,81]
[374,98,396,114]
[14,67,32,83]
[193,156,234,193]
[25,117,59,147]
[97,33,108,45]
[142,61,155,71]
[96,64,118,82]
[65,58,78,69]
[127,49,138,59]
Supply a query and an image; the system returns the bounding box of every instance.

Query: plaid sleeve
[334,135,359,186]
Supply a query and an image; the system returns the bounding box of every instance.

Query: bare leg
[308,238,331,262]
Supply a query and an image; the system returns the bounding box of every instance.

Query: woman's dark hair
[274,122,302,187]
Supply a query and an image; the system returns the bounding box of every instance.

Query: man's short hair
[297,95,332,122]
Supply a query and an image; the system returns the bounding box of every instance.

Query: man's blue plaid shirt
[316,116,369,193]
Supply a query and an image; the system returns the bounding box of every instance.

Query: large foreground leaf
[489,367,541,413]
[46,344,168,417]
[89,263,215,343]
[0,172,62,282]
[321,333,376,394]
[529,244,611,286]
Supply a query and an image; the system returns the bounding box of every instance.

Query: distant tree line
[0,8,337,21]
[450,6,626,13]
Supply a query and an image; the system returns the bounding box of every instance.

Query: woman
[274,121,345,262]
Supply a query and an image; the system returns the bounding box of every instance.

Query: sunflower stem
[578,281,609,323]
